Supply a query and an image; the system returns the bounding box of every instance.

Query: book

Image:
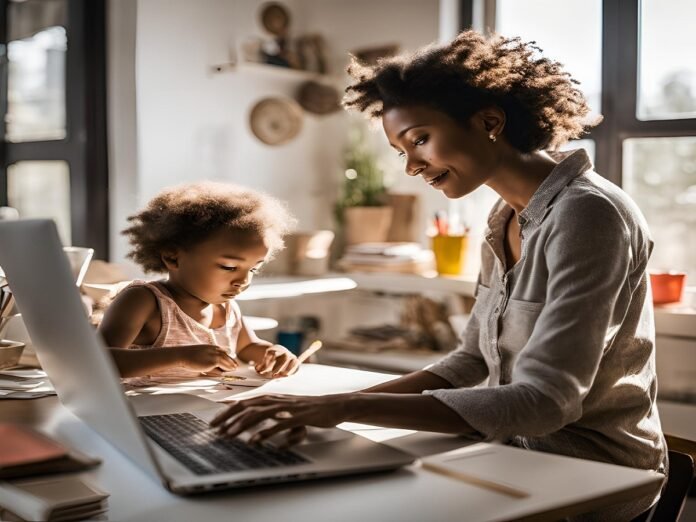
[0,424,100,480]
[0,476,109,521]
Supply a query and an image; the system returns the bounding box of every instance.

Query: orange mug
[649,271,686,305]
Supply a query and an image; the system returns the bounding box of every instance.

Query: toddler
[99,181,299,383]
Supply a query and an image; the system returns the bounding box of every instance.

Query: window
[0,0,109,258]
[462,0,696,284]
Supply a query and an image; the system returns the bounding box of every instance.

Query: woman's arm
[361,370,453,393]
[210,392,478,442]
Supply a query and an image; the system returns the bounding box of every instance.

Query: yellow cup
[432,235,468,275]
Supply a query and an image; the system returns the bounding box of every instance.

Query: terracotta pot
[649,271,687,304]
[344,206,393,245]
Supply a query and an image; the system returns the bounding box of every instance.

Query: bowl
[649,271,687,305]
[0,339,26,370]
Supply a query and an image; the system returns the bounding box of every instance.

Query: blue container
[276,331,304,356]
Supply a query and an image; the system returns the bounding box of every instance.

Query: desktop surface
[2,364,663,522]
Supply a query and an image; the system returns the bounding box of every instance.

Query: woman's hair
[343,30,596,152]
[123,182,296,273]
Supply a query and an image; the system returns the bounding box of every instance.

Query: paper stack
[338,242,434,274]
[0,476,109,521]
[0,369,55,400]
[0,424,105,521]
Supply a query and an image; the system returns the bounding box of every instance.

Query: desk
[2,364,662,522]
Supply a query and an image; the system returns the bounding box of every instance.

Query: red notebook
[0,424,67,468]
[0,424,100,479]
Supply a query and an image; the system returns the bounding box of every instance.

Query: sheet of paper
[217,365,271,388]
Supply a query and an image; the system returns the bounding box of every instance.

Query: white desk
[4,365,662,522]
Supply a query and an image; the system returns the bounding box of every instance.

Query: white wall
[110,0,494,277]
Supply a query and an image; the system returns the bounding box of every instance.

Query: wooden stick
[297,340,323,365]
[421,461,529,499]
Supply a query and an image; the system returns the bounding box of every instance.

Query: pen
[297,340,323,365]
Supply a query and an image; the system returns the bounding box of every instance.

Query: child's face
[168,229,269,304]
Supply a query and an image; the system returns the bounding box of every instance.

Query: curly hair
[123,182,296,273]
[343,30,596,152]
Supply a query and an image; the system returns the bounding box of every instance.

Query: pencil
[421,461,529,498]
[297,340,322,365]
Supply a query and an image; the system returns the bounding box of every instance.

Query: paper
[0,369,55,399]
[217,365,271,388]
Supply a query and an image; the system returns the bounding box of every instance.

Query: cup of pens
[431,211,468,276]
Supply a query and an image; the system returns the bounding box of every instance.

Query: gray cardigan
[425,149,667,521]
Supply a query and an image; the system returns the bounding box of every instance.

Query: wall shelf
[212,61,336,82]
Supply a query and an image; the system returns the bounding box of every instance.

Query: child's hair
[343,30,597,152]
[123,181,296,273]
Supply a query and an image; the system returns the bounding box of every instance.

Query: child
[99,181,299,383]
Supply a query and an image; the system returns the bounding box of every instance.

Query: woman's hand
[210,393,352,445]
[243,344,300,378]
[175,344,238,373]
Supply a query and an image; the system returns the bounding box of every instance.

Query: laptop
[0,219,414,494]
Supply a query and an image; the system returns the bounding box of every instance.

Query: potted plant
[335,126,393,245]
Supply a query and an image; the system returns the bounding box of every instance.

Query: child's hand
[254,345,299,378]
[175,344,238,373]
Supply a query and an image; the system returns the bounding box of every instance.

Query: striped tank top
[124,280,243,386]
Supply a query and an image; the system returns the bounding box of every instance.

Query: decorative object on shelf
[260,2,290,36]
[350,43,399,65]
[249,96,303,146]
[650,270,687,304]
[432,234,468,276]
[296,34,327,74]
[336,125,392,244]
[258,1,300,70]
[386,193,420,242]
[297,80,340,115]
[265,230,335,276]
[338,242,434,275]
[343,207,393,246]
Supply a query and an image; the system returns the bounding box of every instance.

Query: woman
[211,31,667,520]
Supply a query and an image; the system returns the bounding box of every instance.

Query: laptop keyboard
[139,413,309,475]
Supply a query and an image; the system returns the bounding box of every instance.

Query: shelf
[237,276,357,300]
[213,61,336,82]
[654,305,696,337]
[246,272,477,300]
[344,271,477,297]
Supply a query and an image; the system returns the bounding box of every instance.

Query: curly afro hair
[123,182,296,273]
[343,30,597,152]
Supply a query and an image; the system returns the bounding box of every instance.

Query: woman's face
[382,105,500,199]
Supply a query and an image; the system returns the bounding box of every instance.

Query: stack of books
[0,424,106,521]
[338,242,434,274]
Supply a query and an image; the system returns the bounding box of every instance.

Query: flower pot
[344,206,393,245]
[649,271,686,305]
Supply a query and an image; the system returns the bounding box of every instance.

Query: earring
[488,133,497,143]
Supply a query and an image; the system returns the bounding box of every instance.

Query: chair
[631,450,694,522]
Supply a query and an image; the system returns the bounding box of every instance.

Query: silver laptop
[0,219,414,494]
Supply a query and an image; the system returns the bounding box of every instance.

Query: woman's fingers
[283,425,307,447]
[249,417,303,444]
[219,406,287,438]
[210,395,294,427]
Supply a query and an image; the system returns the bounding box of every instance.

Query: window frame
[0,0,109,259]
[459,0,696,185]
